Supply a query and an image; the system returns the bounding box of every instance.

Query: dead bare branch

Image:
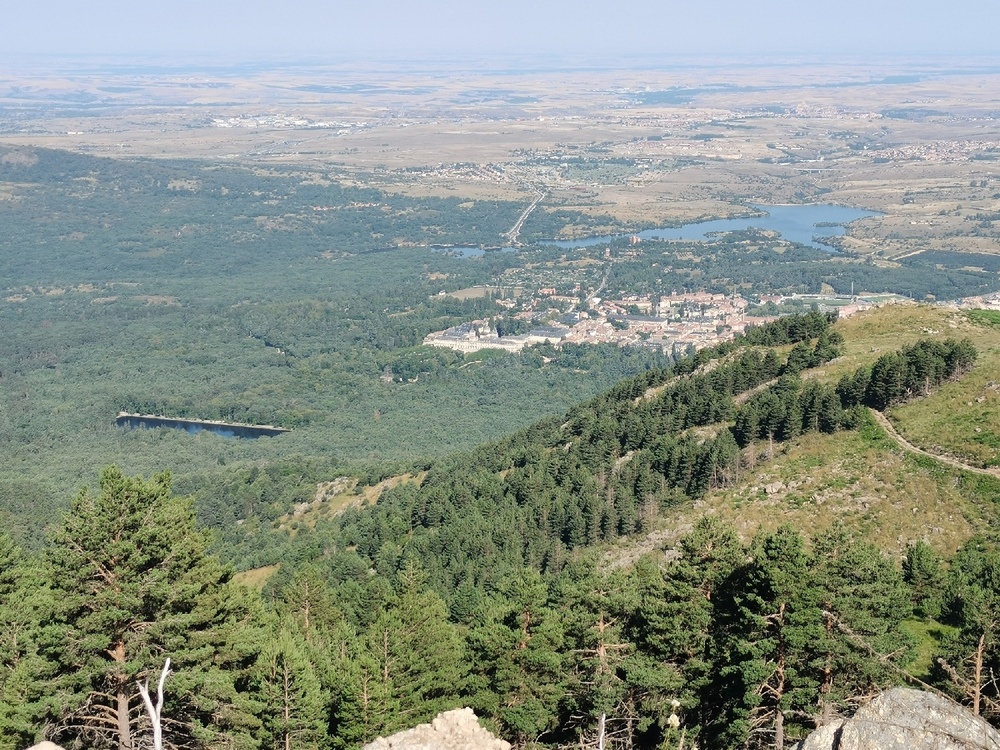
[137,658,171,750]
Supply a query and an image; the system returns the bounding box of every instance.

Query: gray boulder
[362,707,511,750]
[795,687,1000,750]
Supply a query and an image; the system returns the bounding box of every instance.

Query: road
[503,187,545,246]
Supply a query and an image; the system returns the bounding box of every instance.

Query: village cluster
[424,289,875,355]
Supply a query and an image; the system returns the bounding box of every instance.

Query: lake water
[433,245,519,258]
[116,414,289,439]
[542,204,879,251]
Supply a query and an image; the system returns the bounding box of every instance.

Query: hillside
[743,305,1000,541]
[594,304,1000,561]
[304,305,984,577]
[4,145,1000,557]
[249,308,982,582]
[8,305,1000,750]
[229,303,1000,583]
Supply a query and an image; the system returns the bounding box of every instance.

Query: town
[424,287,880,355]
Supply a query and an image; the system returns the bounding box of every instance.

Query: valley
[3,55,1000,750]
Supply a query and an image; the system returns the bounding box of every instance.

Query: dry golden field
[2,57,999,255]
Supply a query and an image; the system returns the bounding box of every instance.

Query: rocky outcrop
[795,687,1000,750]
[362,707,510,750]
[26,743,65,750]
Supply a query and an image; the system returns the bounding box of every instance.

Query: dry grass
[277,471,427,532]
[807,303,976,385]
[444,286,494,300]
[232,564,280,589]
[135,295,181,306]
[605,423,994,571]
[698,428,984,558]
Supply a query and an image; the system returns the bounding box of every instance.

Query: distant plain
[3,57,999,254]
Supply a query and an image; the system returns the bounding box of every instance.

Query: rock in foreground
[795,687,1000,750]
[362,707,510,750]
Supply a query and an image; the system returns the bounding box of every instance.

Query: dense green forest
[592,229,1000,302]
[5,146,1000,748]
[1,313,995,750]
[2,145,999,557]
[0,145,676,545]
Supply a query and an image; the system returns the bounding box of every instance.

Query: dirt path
[868,408,1000,478]
[733,378,780,406]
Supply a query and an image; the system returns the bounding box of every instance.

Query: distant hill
[9,304,1000,750]
[300,305,988,593]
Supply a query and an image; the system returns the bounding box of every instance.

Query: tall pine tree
[251,624,329,750]
[0,533,52,749]
[42,467,264,750]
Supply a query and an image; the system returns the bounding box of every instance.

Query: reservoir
[116,413,290,439]
[541,204,879,251]
[432,245,518,257]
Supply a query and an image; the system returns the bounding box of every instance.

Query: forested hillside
[318,313,974,591]
[0,145,673,543]
[4,144,1000,555]
[4,146,1000,749]
[4,311,1000,750]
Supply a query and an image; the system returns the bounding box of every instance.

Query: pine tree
[903,540,945,620]
[0,534,52,749]
[626,558,709,746]
[279,564,343,644]
[335,565,466,743]
[251,625,329,750]
[324,618,374,750]
[556,563,639,749]
[42,466,264,750]
[817,388,843,434]
[865,353,908,410]
[937,537,1000,718]
[782,342,815,376]
[623,518,745,747]
[836,367,870,409]
[811,527,913,720]
[708,526,824,750]
[799,382,825,435]
[467,570,567,745]
[812,330,844,364]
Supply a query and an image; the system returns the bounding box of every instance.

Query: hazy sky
[5,0,1000,61]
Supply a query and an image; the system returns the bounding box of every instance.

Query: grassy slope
[609,303,1000,564]
[888,308,1000,469]
[245,302,999,569]
[701,416,999,557]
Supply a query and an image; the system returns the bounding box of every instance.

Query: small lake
[432,245,518,258]
[541,204,879,251]
[116,413,289,439]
